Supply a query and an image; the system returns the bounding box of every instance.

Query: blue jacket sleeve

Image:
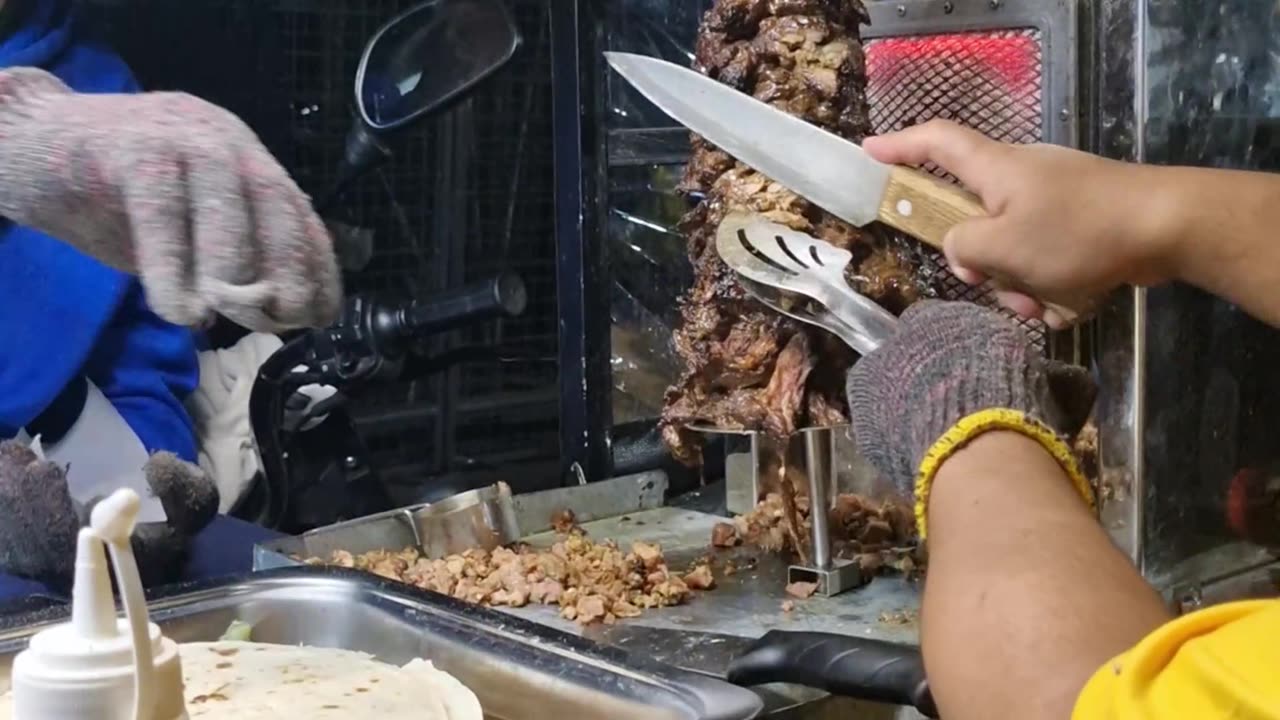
[82,284,199,462]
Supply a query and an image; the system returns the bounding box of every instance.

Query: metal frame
[864,0,1079,150]
[551,0,612,485]
[1091,0,1280,599]
[428,106,473,477]
[1089,0,1145,568]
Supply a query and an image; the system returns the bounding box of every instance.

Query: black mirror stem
[315,120,393,214]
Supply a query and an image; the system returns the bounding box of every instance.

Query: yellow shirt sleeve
[1073,599,1280,719]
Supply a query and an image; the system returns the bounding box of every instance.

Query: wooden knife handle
[877,166,1088,328]
[877,165,984,246]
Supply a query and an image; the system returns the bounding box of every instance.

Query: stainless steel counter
[254,474,925,717]
[515,507,924,719]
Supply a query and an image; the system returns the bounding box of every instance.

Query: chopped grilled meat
[307,533,711,626]
[1074,419,1100,492]
[855,552,884,574]
[551,508,577,534]
[684,564,716,590]
[711,522,741,547]
[728,491,923,573]
[661,0,932,466]
[785,581,818,599]
[775,463,809,564]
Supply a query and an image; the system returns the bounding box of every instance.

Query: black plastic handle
[726,630,938,718]
[402,272,528,335]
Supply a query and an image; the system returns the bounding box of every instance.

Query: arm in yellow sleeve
[1075,599,1280,720]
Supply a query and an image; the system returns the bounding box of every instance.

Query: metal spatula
[716,212,898,355]
[736,275,872,353]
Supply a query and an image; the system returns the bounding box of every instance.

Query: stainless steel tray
[255,482,523,567]
[0,567,762,720]
[254,471,669,570]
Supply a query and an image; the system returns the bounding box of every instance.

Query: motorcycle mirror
[356,0,519,130]
[319,0,520,212]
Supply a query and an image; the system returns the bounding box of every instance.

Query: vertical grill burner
[594,0,1076,489]
[867,31,1044,154]
[864,28,1050,348]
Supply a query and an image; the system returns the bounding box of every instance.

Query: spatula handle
[876,166,1088,328]
[726,630,938,718]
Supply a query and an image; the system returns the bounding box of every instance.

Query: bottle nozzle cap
[9,488,187,720]
[90,491,140,544]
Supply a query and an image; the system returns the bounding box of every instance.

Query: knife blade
[604,52,978,239]
[604,51,1086,327]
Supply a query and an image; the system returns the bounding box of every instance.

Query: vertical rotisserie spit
[660,0,933,467]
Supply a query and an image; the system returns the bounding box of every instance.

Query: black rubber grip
[403,272,527,334]
[726,630,938,718]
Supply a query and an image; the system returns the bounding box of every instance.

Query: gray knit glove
[0,440,219,593]
[0,68,341,331]
[846,301,1096,538]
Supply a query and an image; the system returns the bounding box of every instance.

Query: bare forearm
[921,432,1170,720]
[1148,166,1280,326]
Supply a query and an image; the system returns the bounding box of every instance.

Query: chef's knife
[605,51,1086,327]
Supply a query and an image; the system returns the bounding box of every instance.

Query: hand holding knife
[605,51,1092,328]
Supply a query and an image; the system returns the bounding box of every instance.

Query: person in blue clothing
[0,0,343,600]
[0,0,201,493]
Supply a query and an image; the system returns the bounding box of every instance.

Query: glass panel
[608,163,689,423]
[1140,0,1280,587]
[604,1,710,131]
[602,0,711,423]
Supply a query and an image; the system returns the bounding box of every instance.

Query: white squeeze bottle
[9,489,187,720]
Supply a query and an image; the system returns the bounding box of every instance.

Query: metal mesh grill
[865,29,1047,346]
[867,31,1044,147]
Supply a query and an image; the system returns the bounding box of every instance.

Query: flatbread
[1,641,483,719]
[182,642,483,719]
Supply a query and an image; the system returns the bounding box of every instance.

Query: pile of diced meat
[311,533,714,626]
[713,491,923,576]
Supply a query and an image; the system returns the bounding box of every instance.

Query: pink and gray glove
[0,67,342,331]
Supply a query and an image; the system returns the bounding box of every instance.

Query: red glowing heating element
[861,29,1048,345]
[864,30,1044,148]
[1226,467,1280,547]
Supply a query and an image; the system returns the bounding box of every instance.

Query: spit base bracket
[788,559,866,597]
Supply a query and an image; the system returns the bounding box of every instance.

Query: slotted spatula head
[716,213,847,291]
[716,212,898,353]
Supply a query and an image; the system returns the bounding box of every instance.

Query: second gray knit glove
[846,300,1097,538]
[0,439,218,592]
[0,68,341,331]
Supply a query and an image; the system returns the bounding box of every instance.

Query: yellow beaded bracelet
[912,408,1097,540]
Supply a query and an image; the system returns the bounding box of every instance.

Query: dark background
[77,0,563,495]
